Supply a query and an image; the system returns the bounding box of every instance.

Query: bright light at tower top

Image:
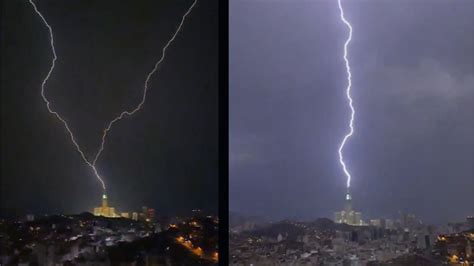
[336,0,355,189]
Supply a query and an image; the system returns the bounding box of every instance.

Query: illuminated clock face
[346,194,351,200]
[103,194,107,200]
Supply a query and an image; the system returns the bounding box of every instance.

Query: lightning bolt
[29,0,197,193]
[28,0,107,191]
[92,0,198,167]
[337,0,354,189]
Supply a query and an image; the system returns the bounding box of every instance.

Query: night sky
[1,0,218,217]
[230,0,474,224]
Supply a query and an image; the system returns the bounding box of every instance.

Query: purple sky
[230,0,474,224]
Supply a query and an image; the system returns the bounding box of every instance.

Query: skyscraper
[93,194,117,217]
[334,188,363,225]
[467,216,474,230]
[102,194,108,208]
[147,208,156,222]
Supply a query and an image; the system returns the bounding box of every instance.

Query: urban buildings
[0,212,218,265]
[93,194,117,218]
[92,194,155,222]
[229,212,474,265]
[334,188,363,226]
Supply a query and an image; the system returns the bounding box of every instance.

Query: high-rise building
[147,208,156,222]
[425,235,431,248]
[370,219,381,227]
[334,188,363,226]
[102,194,108,208]
[132,212,139,221]
[26,214,35,222]
[93,194,118,217]
[140,206,148,221]
[400,213,418,229]
[467,216,474,230]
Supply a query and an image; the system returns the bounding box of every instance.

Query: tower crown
[102,194,108,208]
[344,188,352,211]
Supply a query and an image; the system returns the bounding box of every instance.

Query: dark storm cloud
[230,0,473,224]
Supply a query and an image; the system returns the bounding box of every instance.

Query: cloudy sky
[230,0,473,224]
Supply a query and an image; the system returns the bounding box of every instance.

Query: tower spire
[344,187,352,211]
[102,193,108,208]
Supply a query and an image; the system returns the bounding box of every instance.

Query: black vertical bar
[218,0,229,264]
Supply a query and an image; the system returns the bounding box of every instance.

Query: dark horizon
[1,0,219,218]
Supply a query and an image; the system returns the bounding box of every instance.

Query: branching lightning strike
[28,0,107,190]
[29,0,197,192]
[92,0,198,166]
[337,0,355,189]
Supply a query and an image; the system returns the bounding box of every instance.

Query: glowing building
[141,206,148,221]
[93,194,118,217]
[334,188,363,226]
[147,208,156,222]
[132,212,139,221]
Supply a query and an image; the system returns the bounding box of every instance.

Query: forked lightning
[29,0,197,192]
